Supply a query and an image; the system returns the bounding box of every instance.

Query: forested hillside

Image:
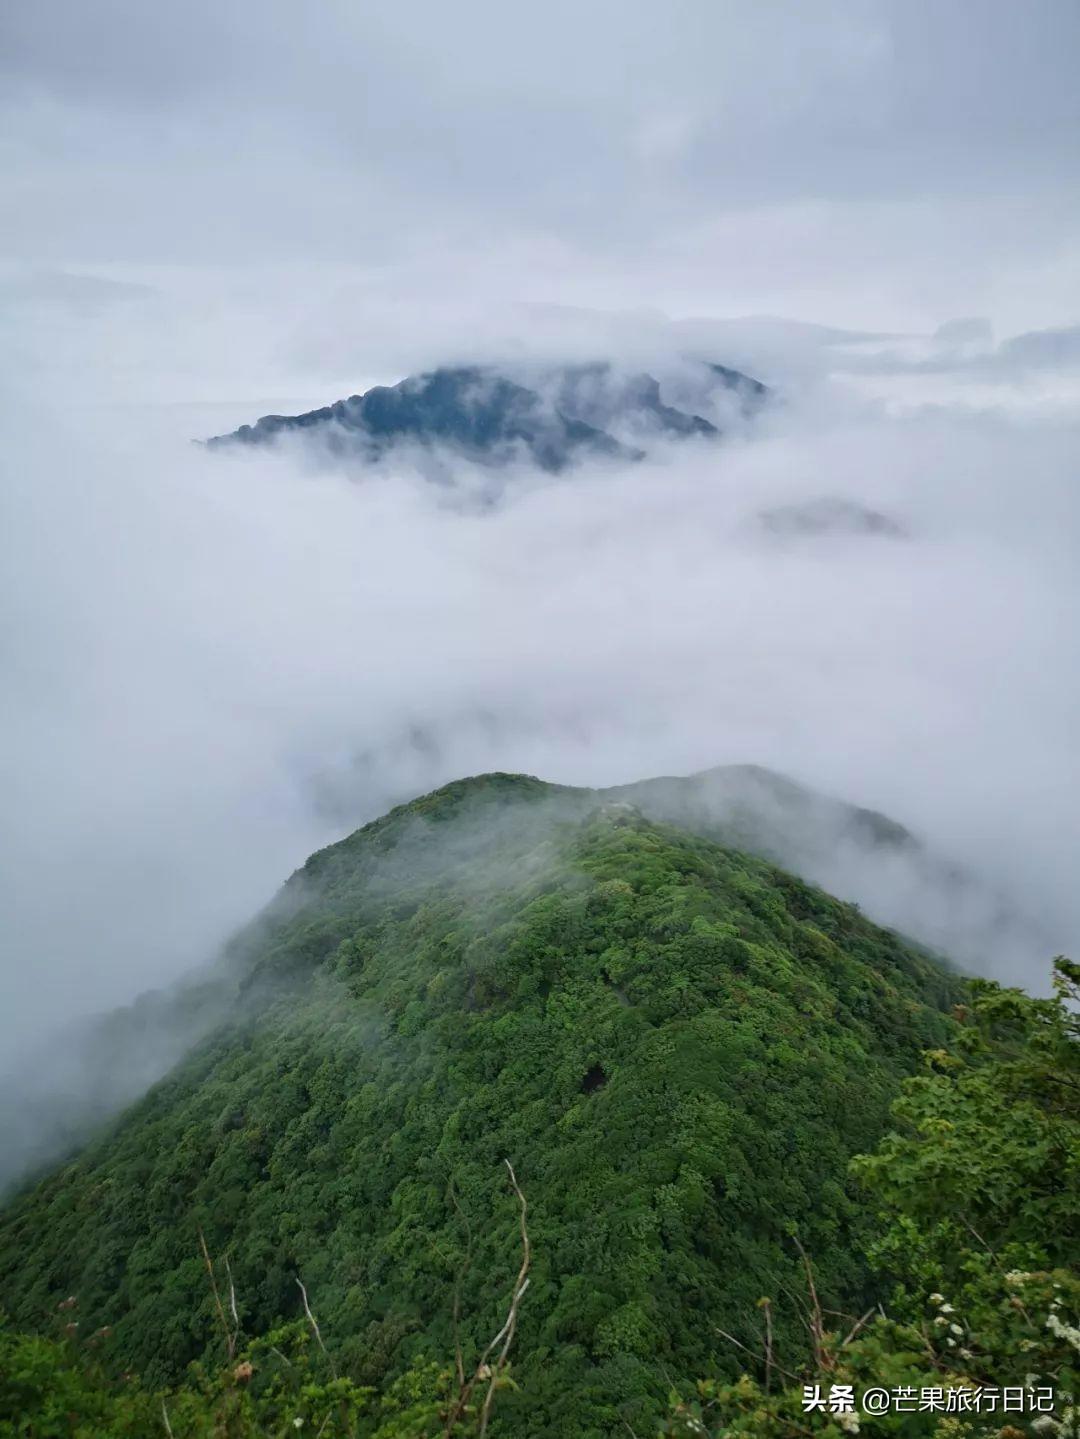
[0,774,965,1434]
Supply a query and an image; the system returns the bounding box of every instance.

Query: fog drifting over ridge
[1,0,1079,1071]
[1,297,1079,1065]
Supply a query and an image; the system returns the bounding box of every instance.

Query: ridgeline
[0,772,969,1435]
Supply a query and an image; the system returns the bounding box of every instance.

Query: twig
[960,1215,1036,1331]
[713,1326,800,1385]
[447,1176,473,1390]
[443,1159,531,1439]
[917,1319,941,1368]
[197,1228,237,1361]
[792,1235,825,1371]
[295,1276,336,1379]
[774,1277,814,1333]
[478,1161,531,1439]
[762,1297,774,1395]
[224,1254,240,1338]
[713,1325,757,1363]
[840,1307,876,1350]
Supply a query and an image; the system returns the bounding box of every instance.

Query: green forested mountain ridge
[0,772,965,1435]
[2,760,1036,1199]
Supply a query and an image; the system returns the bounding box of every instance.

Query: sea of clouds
[2,289,1078,1079]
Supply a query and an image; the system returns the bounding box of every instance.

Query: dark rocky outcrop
[205,358,768,471]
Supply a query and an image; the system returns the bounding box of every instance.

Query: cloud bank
[2,303,1078,1070]
[1,0,1078,1144]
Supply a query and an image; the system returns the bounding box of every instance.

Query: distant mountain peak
[204,357,768,472]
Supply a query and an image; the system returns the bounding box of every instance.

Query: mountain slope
[0,762,978,1200]
[204,359,767,471]
[0,774,961,1437]
[614,764,1052,977]
[1,758,1040,1204]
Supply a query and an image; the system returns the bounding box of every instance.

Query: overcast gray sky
[2,0,1078,333]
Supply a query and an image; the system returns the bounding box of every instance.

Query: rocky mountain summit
[205,359,768,471]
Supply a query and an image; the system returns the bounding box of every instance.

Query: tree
[666,960,1080,1438]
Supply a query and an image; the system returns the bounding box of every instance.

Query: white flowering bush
[665,960,1080,1437]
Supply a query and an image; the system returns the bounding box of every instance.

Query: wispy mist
[1,0,1078,1173]
[2,303,1078,1073]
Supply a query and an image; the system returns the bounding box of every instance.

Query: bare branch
[161,1399,174,1438]
[960,1215,1036,1331]
[713,1326,801,1386]
[447,1176,473,1390]
[774,1277,814,1333]
[792,1235,825,1371]
[444,1159,532,1439]
[477,1160,532,1438]
[761,1297,774,1395]
[222,1252,243,1360]
[295,1276,336,1379]
[840,1307,876,1350]
[197,1228,236,1361]
[224,1255,240,1331]
[713,1324,754,1359]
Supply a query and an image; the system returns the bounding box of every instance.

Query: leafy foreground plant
[665,960,1080,1438]
[1,1314,451,1437]
[2,1157,530,1438]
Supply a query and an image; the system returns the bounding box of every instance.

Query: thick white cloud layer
[0,0,1078,1064]
[2,302,1079,1059]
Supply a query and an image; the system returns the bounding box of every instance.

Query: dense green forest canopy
[4,962,1077,1438]
[0,772,1003,1436]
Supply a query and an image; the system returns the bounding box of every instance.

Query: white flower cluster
[930,1293,964,1347]
[1046,1311,1080,1354]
